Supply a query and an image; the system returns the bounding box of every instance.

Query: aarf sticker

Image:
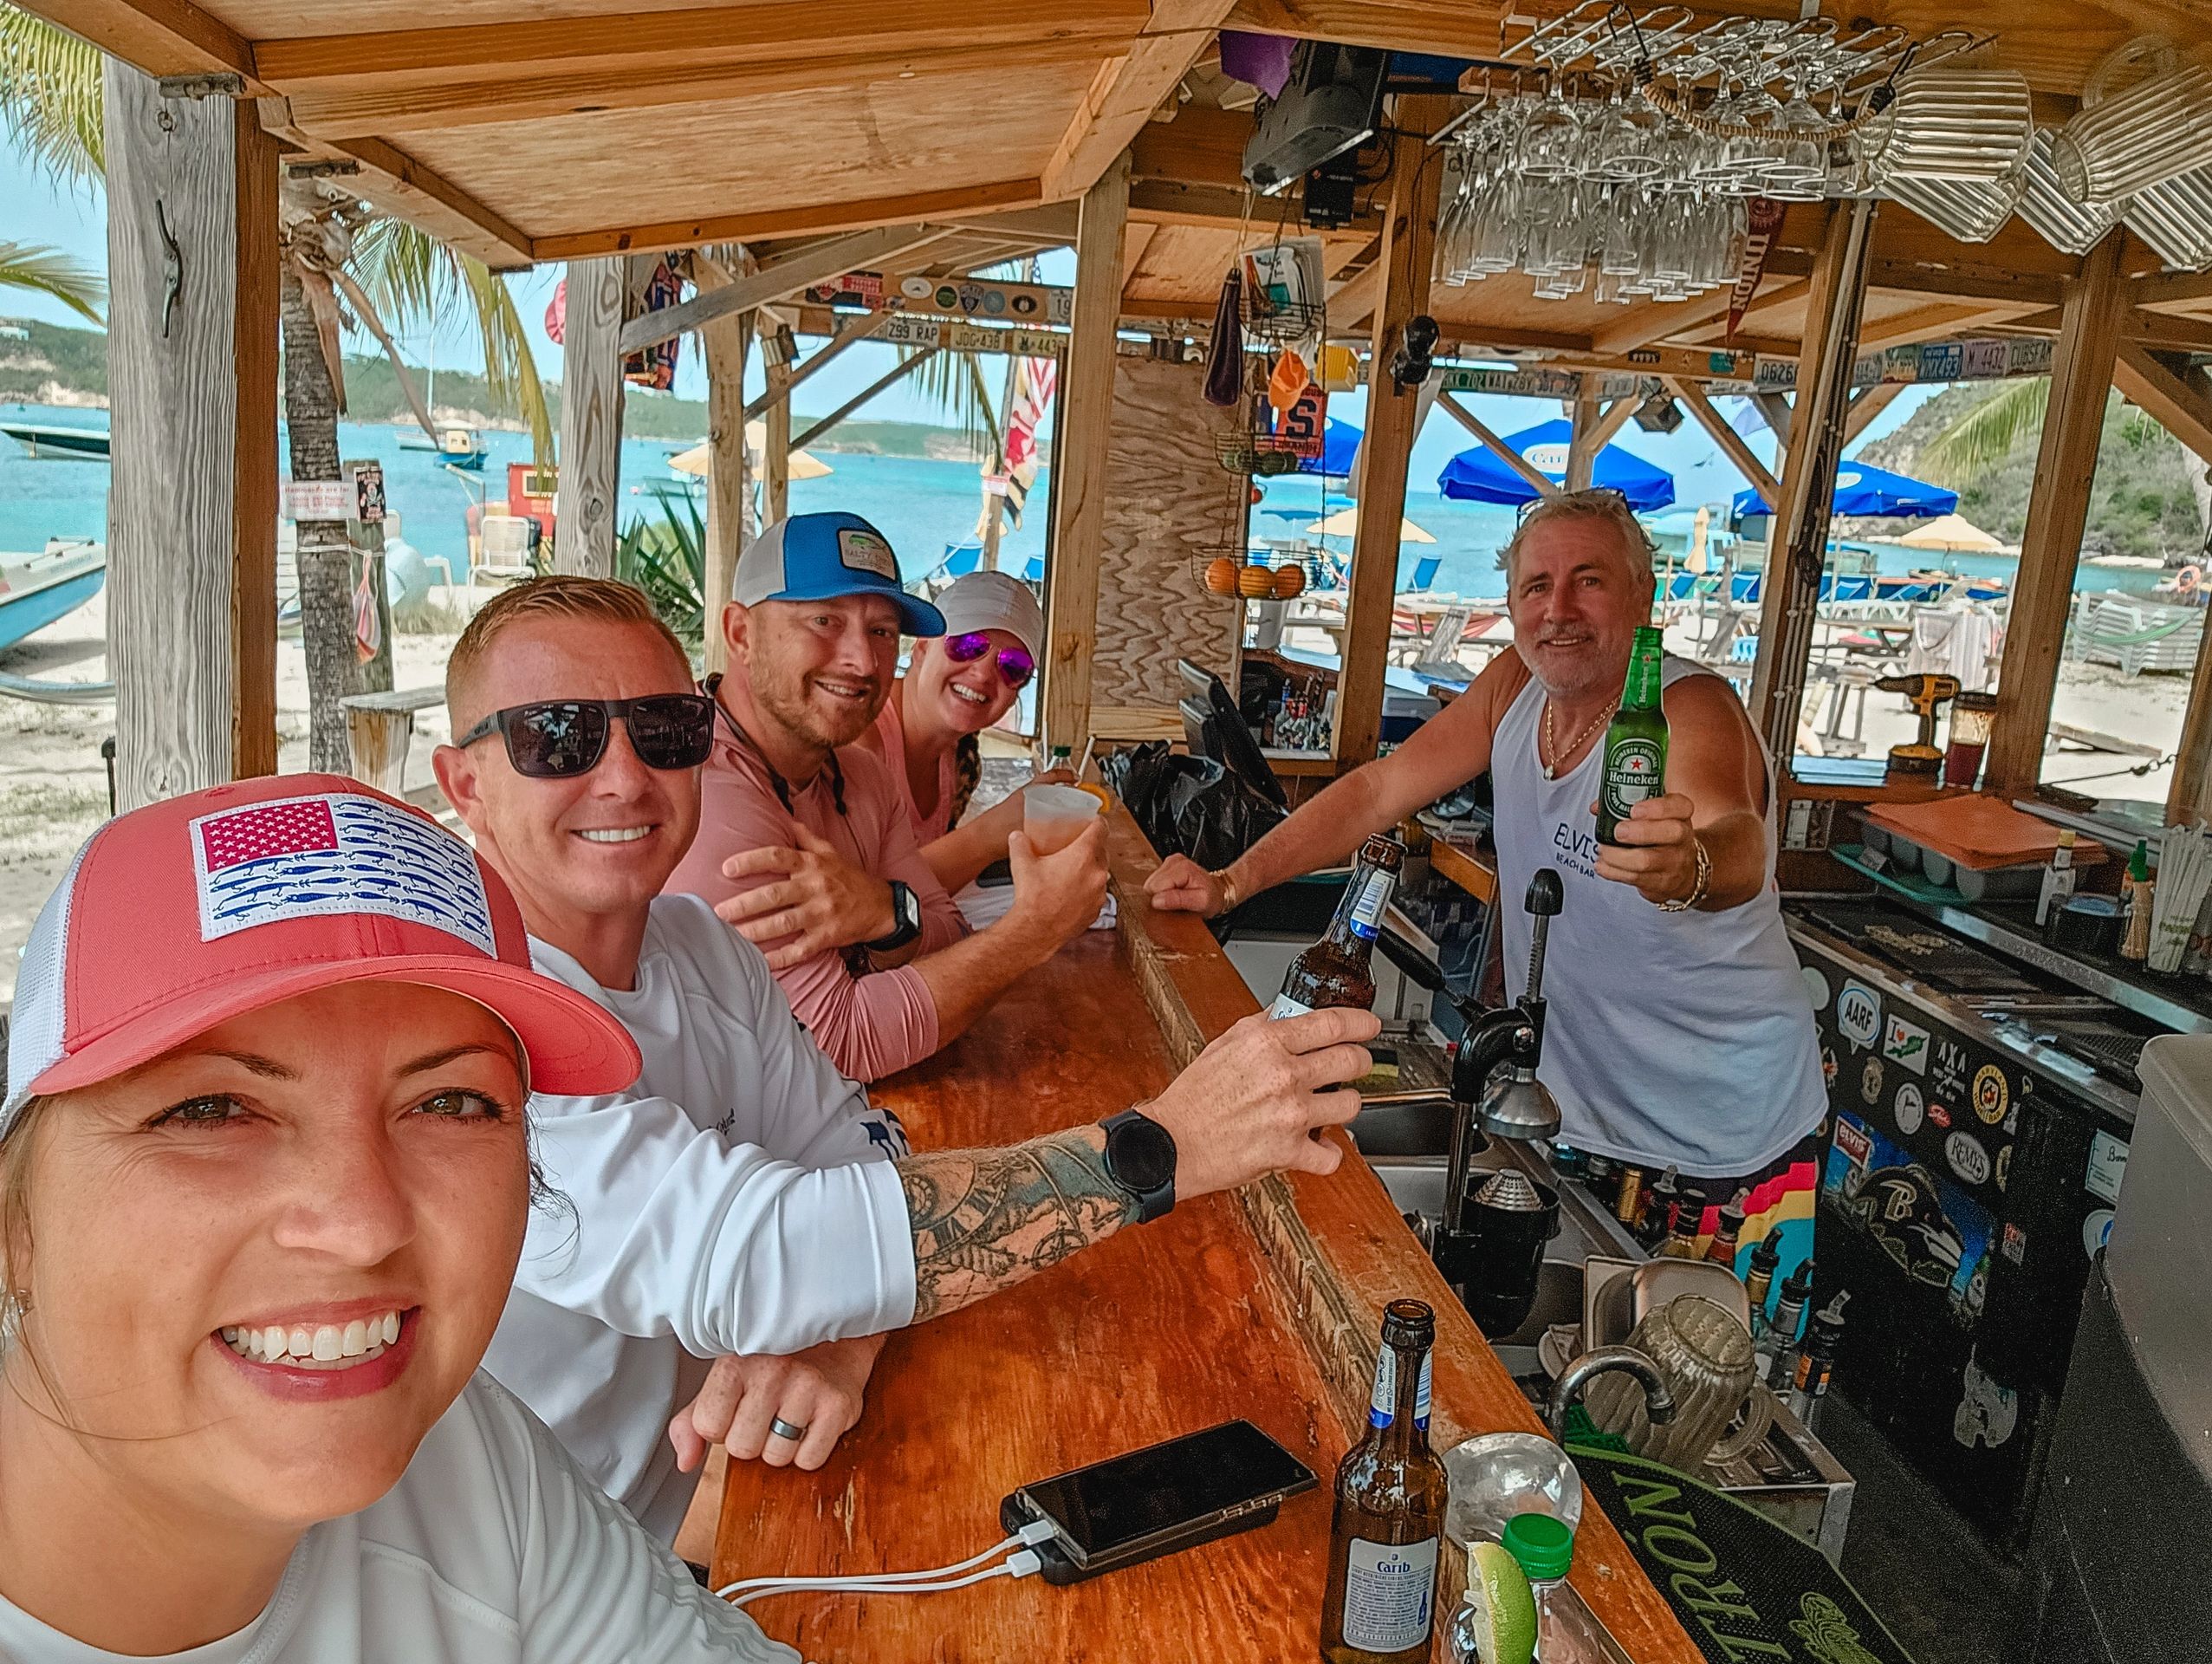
[1836,980,1882,1050]
[1946,1130,1992,1186]
[1972,1064,2009,1125]
[1894,1082,1924,1136]
[1882,1012,1930,1076]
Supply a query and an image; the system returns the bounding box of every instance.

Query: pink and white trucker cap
[3,772,640,1131]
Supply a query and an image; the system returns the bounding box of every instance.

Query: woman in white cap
[857,569,1071,894]
[0,773,799,1664]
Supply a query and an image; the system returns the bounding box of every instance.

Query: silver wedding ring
[769,1416,808,1443]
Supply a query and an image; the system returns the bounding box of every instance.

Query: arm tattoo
[898,1129,1138,1323]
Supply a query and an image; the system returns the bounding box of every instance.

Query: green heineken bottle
[1597,626,1668,846]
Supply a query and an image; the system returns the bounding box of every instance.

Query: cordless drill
[1877,673,1961,781]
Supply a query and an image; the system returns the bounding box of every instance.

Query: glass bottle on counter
[2035,829,2079,926]
[1504,1513,1607,1663]
[1787,1292,1852,1429]
[1613,1165,1645,1232]
[1761,1260,1816,1390]
[1637,1166,1681,1251]
[1597,626,1669,846]
[1657,1192,1703,1259]
[1703,1187,1749,1271]
[1271,835,1405,1018]
[1320,1300,1449,1664]
[1744,1228,1784,1343]
[2121,841,2154,964]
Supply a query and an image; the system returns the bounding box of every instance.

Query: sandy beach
[0,592,2196,1004]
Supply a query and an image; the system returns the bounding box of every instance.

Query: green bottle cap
[2129,840,2150,881]
[1502,1511,1574,1582]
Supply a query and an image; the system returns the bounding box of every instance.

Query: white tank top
[1490,656,1826,1177]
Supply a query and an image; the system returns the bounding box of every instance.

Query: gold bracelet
[1658,836,1711,913]
[1214,868,1242,912]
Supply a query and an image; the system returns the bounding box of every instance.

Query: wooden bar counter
[715,806,1700,1664]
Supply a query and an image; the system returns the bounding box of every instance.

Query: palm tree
[3,3,548,770]
[0,238,102,322]
[1917,379,2049,484]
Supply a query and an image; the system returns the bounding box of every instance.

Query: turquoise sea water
[0,400,2163,599]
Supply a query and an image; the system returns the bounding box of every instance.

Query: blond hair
[446,576,691,728]
[1499,489,1660,591]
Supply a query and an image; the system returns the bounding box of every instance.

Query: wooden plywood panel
[1124,224,1375,311]
[204,0,786,37]
[400,59,1094,239]
[1093,355,1247,711]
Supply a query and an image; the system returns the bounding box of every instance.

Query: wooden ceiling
[22,0,2212,364]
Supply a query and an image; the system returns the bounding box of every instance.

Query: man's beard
[1519,631,1623,701]
[758,668,879,751]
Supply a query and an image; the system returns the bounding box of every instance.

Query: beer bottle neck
[1621,644,1663,712]
[1366,1340,1433,1455]
[1327,861,1398,950]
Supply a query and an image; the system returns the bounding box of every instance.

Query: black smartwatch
[863,880,923,953]
[1099,1108,1177,1225]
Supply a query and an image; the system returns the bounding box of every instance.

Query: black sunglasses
[455,695,716,777]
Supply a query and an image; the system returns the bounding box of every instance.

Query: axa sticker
[1894,1082,1924,1135]
[1972,1064,2009,1125]
[2082,1208,2115,1258]
[1836,981,1882,1050]
[1801,965,1830,1011]
[1928,1101,1954,1130]
[2085,1130,2130,1205]
[1931,1038,1969,1099]
[1860,1056,1884,1105]
[1946,1130,1992,1186]
[1882,1013,1931,1076]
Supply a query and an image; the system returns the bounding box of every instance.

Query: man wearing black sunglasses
[431,573,1380,1557]
[665,512,1108,1083]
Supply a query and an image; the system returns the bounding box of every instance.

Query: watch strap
[1100,1108,1177,1225]
[863,881,923,952]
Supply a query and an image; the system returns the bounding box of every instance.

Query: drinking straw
[2150,822,2212,973]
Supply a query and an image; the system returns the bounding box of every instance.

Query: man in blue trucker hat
[667,511,1108,1081]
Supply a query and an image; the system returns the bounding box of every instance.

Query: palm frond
[615,489,707,650]
[899,344,996,461]
[0,6,102,187]
[460,255,555,469]
[0,238,102,323]
[1918,379,2049,484]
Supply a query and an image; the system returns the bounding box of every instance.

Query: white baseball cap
[934,570,1044,659]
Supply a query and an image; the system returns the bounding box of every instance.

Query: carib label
[1341,1537,1440,1654]
[1267,991,1314,1020]
[1601,738,1665,819]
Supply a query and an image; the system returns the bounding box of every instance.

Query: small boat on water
[1,419,110,460]
[398,424,488,470]
[0,539,107,651]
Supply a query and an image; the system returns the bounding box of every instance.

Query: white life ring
[2177,563,2202,594]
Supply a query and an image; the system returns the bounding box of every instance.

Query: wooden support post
[762,317,793,524]
[1984,233,2127,798]
[1748,200,1879,758]
[1589,395,1637,454]
[700,296,751,673]
[1337,97,1448,766]
[1040,152,1131,757]
[1666,377,1782,510]
[1438,392,1557,499]
[745,309,892,420]
[555,255,626,576]
[1565,378,1603,491]
[104,63,278,809]
[1841,381,1904,445]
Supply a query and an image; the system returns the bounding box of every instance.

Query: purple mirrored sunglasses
[943,631,1034,690]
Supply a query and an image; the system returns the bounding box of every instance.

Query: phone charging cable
[717,1518,1059,1608]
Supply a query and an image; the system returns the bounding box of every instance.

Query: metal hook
[155,198,183,341]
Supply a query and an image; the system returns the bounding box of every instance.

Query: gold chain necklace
[1541,699,1612,780]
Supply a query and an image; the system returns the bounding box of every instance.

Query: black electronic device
[1001,1420,1316,1584]
[1302,150,1359,228]
[1242,42,1389,194]
[1176,659,1289,809]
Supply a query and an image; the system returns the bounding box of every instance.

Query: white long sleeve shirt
[0,1374,800,1664]
[483,895,918,1544]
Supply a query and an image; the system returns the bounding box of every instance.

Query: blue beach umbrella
[1731,460,1958,521]
[1297,418,1363,478]
[1437,419,1675,511]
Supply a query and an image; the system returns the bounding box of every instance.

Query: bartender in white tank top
[1146,491,1826,1267]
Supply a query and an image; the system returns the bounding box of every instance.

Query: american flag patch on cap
[190,792,497,955]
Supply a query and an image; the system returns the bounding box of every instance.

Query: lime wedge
[1462,1539,1539,1664]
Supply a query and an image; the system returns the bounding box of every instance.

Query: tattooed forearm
[898,1128,1138,1322]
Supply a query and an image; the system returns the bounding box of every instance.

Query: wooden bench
[341,685,444,795]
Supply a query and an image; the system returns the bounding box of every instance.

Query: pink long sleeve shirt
[665,725,969,1083]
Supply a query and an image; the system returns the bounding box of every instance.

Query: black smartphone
[1001,1420,1317,1585]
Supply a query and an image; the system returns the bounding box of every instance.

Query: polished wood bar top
[714,805,1701,1664]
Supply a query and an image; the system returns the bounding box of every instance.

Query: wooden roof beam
[1437,392,1558,499]
[1856,296,2053,351]
[619,223,959,355]
[2133,268,2212,316]
[9,0,256,84]
[532,178,1043,262]
[1041,0,1242,200]
[1665,376,1781,510]
[1841,381,1905,445]
[252,0,1146,89]
[2115,341,2212,466]
[280,32,1133,139]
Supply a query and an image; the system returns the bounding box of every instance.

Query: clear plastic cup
[1022,784,1101,855]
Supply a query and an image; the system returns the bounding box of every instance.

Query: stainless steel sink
[1348,1091,1465,1159]
[1371,1154,1628,1273]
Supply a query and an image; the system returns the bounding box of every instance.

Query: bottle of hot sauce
[1320,1301,1450,1664]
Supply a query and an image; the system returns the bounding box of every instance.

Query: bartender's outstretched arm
[1147,647,1532,916]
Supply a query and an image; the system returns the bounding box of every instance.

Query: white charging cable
[717,1518,1059,1605]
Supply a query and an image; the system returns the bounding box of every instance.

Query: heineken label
[1346,870,1396,941]
[1367,1347,1432,1429]
[1268,991,1314,1020]
[1602,738,1665,817]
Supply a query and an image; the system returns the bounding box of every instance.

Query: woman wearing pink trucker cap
[0,774,801,1662]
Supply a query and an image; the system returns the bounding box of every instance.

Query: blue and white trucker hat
[734,511,945,636]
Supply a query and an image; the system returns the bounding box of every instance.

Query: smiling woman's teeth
[950,686,988,705]
[577,827,652,844]
[220,1311,403,1368]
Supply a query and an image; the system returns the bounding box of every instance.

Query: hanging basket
[1215,430,1315,477]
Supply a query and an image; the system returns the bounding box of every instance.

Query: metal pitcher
[1580,1293,1771,1472]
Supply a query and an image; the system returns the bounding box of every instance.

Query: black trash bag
[1102,742,1285,873]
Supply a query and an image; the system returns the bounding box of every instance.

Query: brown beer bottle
[1319,1300,1449,1664]
[1270,835,1405,1017]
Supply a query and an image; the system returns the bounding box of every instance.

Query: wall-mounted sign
[283,478,353,522]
